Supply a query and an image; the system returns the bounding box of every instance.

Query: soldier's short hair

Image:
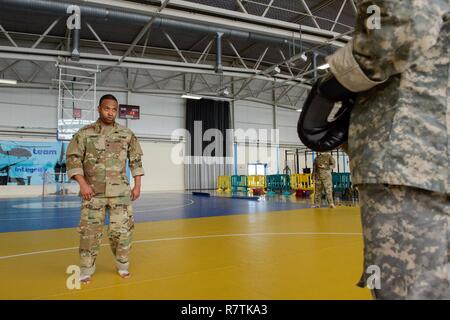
[99,94,118,106]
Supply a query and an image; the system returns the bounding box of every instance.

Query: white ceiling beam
[235,0,248,14]
[68,0,350,47]
[163,31,188,63]
[0,24,18,48]
[262,0,275,18]
[31,19,61,49]
[117,0,170,65]
[299,0,321,29]
[331,0,348,32]
[86,23,113,56]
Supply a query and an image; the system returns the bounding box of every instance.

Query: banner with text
[0,141,67,185]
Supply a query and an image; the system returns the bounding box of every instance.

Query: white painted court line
[33,264,241,300]
[0,216,80,221]
[133,199,195,213]
[0,232,362,260]
[0,199,195,221]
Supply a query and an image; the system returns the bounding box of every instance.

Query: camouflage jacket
[66,119,145,197]
[313,153,335,179]
[327,0,450,194]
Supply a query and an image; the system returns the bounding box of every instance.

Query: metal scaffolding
[56,64,99,140]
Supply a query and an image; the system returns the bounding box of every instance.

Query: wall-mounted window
[248,163,267,176]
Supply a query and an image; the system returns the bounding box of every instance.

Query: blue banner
[0,141,66,185]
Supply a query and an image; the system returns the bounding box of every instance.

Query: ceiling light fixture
[181,94,202,100]
[267,66,281,76]
[317,63,330,70]
[0,79,17,85]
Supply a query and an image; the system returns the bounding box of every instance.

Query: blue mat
[192,192,211,197]
[0,193,310,232]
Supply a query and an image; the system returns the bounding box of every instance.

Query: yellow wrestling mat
[0,206,371,300]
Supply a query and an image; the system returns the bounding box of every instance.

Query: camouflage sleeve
[327,0,448,92]
[66,132,85,180]
[128,133,145,177]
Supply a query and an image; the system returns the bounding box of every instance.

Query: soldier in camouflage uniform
[66,94,145,284]
[326,0,450,298]
[312,152,336,208]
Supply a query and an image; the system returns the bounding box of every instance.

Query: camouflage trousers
[357,184,450,299]
[314,176,334,206]
[77,196,134,276]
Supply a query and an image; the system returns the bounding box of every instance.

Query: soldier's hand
[131,186,141,201]
[80,183,95,201]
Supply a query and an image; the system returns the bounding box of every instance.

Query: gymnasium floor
[0,192,371,300]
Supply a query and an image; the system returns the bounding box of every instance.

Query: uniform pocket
[80,198,105,226]
[127,204,135,232]
[107,138,126,151]
[86,135,105,158]
[121,176,130,186]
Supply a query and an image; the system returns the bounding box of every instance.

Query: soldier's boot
[116,260,131,279]
[108,197,134,279]
[109,230,132,279]
[325,184,335,208]
[79,223,103,284]
[328,197,336,208]
[80,274,92,284]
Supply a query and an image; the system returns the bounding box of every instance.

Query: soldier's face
[98,99,118,124]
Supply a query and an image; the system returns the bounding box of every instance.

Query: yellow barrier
[217,176,231,192]
[291,174,315,201]
[247,175,266,189]
[290,174,299,190]
[299,174,314,190]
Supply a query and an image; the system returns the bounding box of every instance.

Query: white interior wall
[234,100,274,175]
[235,144,279,176]
[234,100,274,139]
[0,87,58,130]
[233,100,303,176]
[0,85,186,196]
[276,108,301,145]
[139,141,184,191]
[0,72,313,197]
[127,93,185,138]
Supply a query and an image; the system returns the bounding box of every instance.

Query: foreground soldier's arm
[66,132,95,201]
[327,0,448,92]
[297,0,448,151]
[128,133,145,201]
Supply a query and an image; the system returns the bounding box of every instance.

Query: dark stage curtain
[184,99,233,190]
